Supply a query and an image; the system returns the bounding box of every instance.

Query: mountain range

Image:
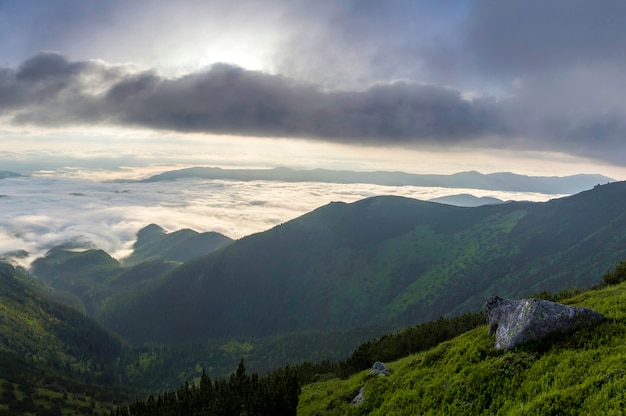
[141,166,613,194]
[59,181,626,347]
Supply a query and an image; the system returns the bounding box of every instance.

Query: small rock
[370,361,390,376]
[351,387,365,406]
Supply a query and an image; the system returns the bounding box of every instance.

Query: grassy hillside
[298,281,626,415]
[102,182,626,345]
[0,262,131,415]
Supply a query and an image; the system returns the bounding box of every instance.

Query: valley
[2,180,626,414]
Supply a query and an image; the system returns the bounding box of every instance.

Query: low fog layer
[0,175,560,267]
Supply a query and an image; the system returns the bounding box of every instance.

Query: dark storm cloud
[464,0,626,79]
[4,50,626,164]
[16,52,85,81]
[454,1,626,163]
[2,53,499,144]
[2,52,136,125]
[110,66,498,142]
[266,0,626,164]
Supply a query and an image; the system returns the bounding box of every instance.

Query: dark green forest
[111,361,300,416]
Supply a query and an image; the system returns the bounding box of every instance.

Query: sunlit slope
[105,182,626,345]
[298,282,626,415]
[0,262,129,414]
[0,262,125,373]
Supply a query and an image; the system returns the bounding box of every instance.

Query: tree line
[111,360,299,416]
[110,311,485,415]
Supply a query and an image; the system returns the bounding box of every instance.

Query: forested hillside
[30,224,232,318]
[0,262,130,415]
[4,251,626,414]
[100,182,626,345]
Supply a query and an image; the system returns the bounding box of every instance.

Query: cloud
[455,0,626,162]
[2,52,499,144]
[272,1,469,89]
[273,0,626,164]
[463,0,626,81]
[0,174,557,267]
[4,50,626,164]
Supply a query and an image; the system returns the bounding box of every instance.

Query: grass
[298,281,626,415]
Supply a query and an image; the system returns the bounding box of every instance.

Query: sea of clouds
[0,174,561,268]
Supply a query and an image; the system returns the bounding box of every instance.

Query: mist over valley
[0,167,585,267]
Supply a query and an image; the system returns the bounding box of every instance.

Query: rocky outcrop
[485,295,604,350]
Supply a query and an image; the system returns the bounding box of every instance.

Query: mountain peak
[136,224,166,240]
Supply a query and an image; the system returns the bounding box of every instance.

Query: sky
[2,0,626,265]
[2,0,626,179]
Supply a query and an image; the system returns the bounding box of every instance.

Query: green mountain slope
[102,181,626,345]
[122,224,233,266]
[30,224,232,316]
[0,262,130,415]
[297,281,626,415]
[31,247,124,315]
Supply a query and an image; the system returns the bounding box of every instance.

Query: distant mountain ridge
[141,166,613,194]
[429,193,504,207]
[0,170,23,179]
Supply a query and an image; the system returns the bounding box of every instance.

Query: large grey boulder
[485,296,604,350]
